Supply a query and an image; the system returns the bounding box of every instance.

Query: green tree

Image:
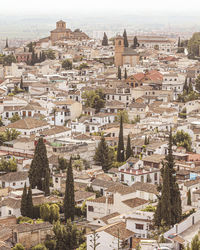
[3,55,16,66]
[188,32,200,59]
[178,37,181,47]
[126,134,132,160]
[144,135,149,145]
[12,243,25,250]
[195,74,200,92]
[179,107,187,119]
[94,136,113,172]
[0,117,4,127]
[64,158,75,221]
[117,115,124,162]
[117,66,121,80]
[53,220,83,250]
[20,76,24,90]
[123,29,129,47]
[5,38,9,48]
[32,244,47,250]
[26,187,34,218]
[116,110,129,123]
[58,157,68,170]
[187,189,192,206]
[4,128,20,141]
[21,183,27,217]
[40,204,51,221]
[173,130,192,152]
[29,137,50,196]
[190,235,200,250]
[154,128,182,226]
[44,235,56,250]
[9,113,21,123]
[102,32,108,46]
[49,204,60,223]
[62,59,72,70]
[133,36,139,49]
[124,68,127,79]
[45,49,56,60]
[82,89,105,113]
[0,157,17,172]
[27,42,34,52]
[79,63,88,70]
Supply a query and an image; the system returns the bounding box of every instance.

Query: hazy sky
[1,0,200,15]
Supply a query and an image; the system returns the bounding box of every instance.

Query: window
[55,178,58,183]
[88,206,94,212]
[154,173,157,181]
[8,210,12,215]
[131,176,135,182]
[13,182,16,186]
[121,174,124,182]
[136,224,144,230]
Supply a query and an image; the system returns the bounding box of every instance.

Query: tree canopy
[82,89,105,113]
[94,136,114,172]
[62,59,72,70]
[102,32,108,46]
[173,130,192,152]
[29,137,50,195]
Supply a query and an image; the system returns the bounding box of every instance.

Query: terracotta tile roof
[184,177,200,187]
[91,179,116,188]
[106,183,136,195]
[14,222,52,233]
[0,118,48,131]
[89,195,114,204]
[101,221,134,240]
[0,171,28,183]
[39,126,71,136]
[131,182,158,195]
[75,191,95,202]
[122,197,148,208]
[143,154,165,163]
[100,212,120,224]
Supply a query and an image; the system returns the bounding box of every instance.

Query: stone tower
[114,35,124,66]
[56,20,66,30]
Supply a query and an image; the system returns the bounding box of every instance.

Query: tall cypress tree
[126,134,132,160]
[178,37,181,47]
[64,157,75,221]
[20,76,23,90]
[94,136,112,172]
[160,162,172,226]
[117,66,121,80]
[26,187,33,218]
[123,29,129,47]
[102,32,108,46]
[133,36,139,49]
[29,137,50,196]
[117,115,124,162]
[154,128,182,226]
[124,68,127,80]
[5,38,9,49]
[20,183,27,217]
[187,189,192,205]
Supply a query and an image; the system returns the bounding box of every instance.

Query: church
[114,35,140,67]
[50,20,89,42]
[37,20,89,45]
